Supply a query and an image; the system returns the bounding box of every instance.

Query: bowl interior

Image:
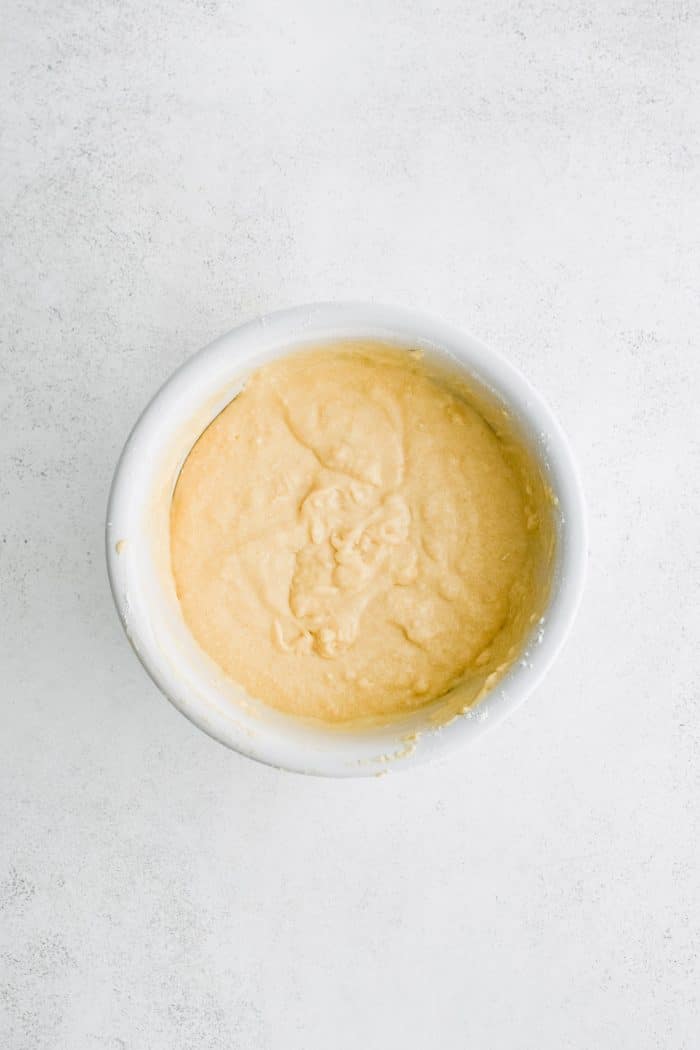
[106,303,586,776]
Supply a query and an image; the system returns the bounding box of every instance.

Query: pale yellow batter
[170,344,553,723]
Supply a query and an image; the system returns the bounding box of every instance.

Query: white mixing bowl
[106,302,587,776]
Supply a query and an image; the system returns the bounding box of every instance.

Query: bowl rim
[106,301,587,776]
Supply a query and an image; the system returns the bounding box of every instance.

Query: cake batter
[170,344,551,723]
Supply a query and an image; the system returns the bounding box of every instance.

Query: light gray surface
[1,1,699,1047]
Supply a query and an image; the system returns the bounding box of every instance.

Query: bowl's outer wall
[106,302,587,776]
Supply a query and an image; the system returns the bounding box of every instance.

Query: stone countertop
[1,2,698,1048]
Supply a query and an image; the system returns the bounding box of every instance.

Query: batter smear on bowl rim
[170,343,554,723]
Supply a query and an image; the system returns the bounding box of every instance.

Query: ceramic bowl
[106,302,586,776]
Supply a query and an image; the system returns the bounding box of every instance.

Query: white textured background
[2,2,699,1047]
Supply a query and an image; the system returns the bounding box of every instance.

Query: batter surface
[170,344,550,723]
